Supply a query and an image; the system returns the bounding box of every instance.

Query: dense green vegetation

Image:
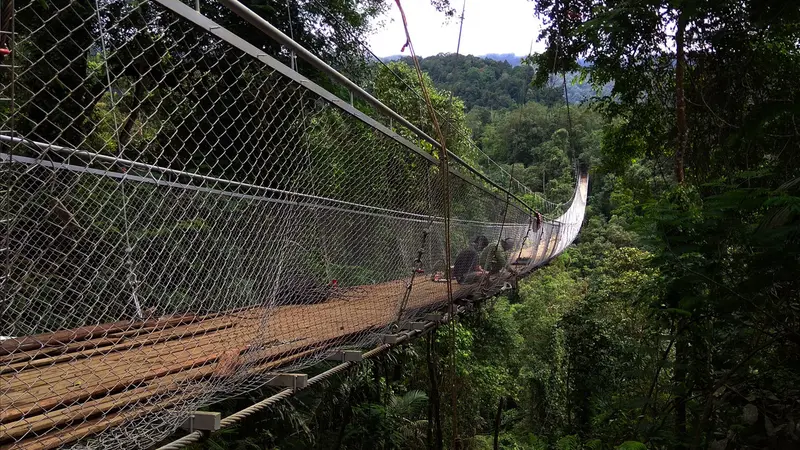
[389,54,607,111]
[6,0,797,448]
[189,0,800,449]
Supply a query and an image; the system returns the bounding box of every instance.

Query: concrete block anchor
[326,350,363,362]
[265,373,308,390]
[180,411,221,432]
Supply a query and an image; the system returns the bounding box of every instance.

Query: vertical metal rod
[93,0,144,320]
[1,0,14,329]
[195,0,200,12]
[542,167,546,194]
[285,0,296,70]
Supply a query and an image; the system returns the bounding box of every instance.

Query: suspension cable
[395,217,434,325]
[392,1,459,446]
[284,0,296,70]
[562,71,576,163]
[93,0,143,321]
[304,0,553,205]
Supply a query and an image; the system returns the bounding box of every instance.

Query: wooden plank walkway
[0,236,551,449]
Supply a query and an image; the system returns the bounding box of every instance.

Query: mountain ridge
[382,52,524,66]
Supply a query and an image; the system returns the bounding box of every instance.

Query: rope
[395,219,433,325]
[515,215,533,267]
[396,162,437,326]
[155,315,457,450]
[392,1,459,445]
[550,6,577,173]
[478,161,515,296]
[93,0,143,321]
[562,71,576,163]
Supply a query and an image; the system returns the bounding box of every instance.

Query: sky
[367,0,546,58]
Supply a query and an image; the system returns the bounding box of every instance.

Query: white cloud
[367,0,546,57]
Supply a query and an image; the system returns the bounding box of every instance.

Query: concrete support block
[381,333,409,344]
[180,411,221,432]
[265,373,308,390]
[399,321,427,331]
[423,313,444,322]
[326,350,363,362]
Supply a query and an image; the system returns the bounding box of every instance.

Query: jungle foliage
[8,0,798,448]
[188,0,800,449]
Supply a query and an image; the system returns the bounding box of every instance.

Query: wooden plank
[1,330,256,412]
[1,321,236,375]
[2,345,324,443]
[0,379,204,441]
[3,393,196,450]
[7,345,349,449]
[3,316,252,389]
[0,275,486,446]
[0,323,170,366]
[0,347,234,423]
[0,315,200,356]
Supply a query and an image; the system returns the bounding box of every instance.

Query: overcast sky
[367,0,546,58]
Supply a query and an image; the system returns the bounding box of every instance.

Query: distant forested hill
[384,54,610,110]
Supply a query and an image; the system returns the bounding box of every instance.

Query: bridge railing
[0,1,586,448]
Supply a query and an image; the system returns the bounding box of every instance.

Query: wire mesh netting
[0,0,587,448]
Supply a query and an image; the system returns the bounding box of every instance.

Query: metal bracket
[325,350,363,362]
[180,411,221,432]
[265,373,308,390]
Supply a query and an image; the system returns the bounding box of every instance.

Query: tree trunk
[675,10,688,183]
[427,333,443,450]
[382,357,390,406]
[493,397,504,450]
[427,388,433,450]
[566,358,573,429]
[373,359,382,403]
[332,404,352,450]
[675,324,688,448]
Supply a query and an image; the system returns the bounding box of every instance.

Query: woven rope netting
[0,1,587,448]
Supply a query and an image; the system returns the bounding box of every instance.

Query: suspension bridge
[0,0,588,448]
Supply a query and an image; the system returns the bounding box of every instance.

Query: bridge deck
[0,240,551,449]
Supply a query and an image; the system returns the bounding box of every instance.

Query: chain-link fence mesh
[0,1,587,448]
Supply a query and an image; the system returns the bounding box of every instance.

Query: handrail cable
[302,0,562,207]
[155,313,454,450]
[392,1,459,447]
[213,0,558,217]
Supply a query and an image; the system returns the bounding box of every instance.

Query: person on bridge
[479,237,515,275]
[453,235,489,284]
